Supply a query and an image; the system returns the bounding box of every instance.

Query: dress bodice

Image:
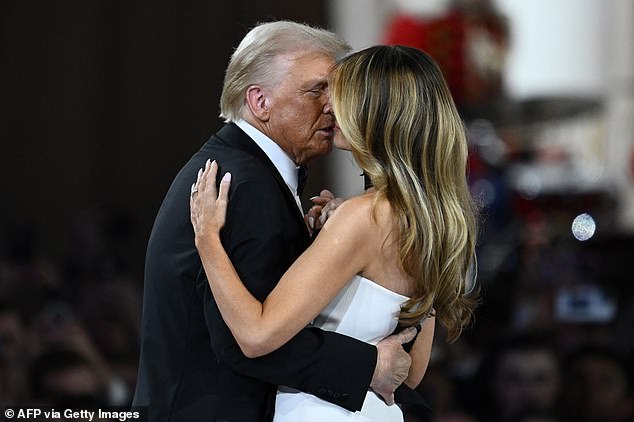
[312,275,408,345]
[274,275,409,422]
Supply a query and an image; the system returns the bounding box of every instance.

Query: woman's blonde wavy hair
[330,45,479,342]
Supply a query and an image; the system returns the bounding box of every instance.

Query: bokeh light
[571,212,596,241]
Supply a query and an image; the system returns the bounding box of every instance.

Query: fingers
[396,326,418,345]
[305,205,322,231]
[318,198,343,226]
[193,159,219,197]
[307,196,345,229]
[309,189,335,206]
[320,189,335,199]
[217,172,231,205]
[204,159,218,198]
[310,196,330,206]
[210,171,231,229]
[318,207,332,226]
[384,393,395,407]
[190,159,232,234]
[191,159,218,213]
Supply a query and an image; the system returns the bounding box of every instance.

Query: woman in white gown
[190,45,479,421]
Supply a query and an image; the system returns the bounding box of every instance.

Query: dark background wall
[0,1,328,279]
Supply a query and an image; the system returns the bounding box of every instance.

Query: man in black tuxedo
[132,21,415,422]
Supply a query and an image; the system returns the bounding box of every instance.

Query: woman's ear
[245,85,270,122]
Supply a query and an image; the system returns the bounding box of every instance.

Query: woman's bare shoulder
[322,192,393,235]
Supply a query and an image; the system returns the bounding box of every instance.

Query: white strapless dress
[273,275,408,422]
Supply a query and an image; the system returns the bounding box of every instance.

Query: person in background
[468,333,561,422]
[558,344,633,422]
[29,347,109,408]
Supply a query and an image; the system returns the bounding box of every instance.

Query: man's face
[264,52,337,164]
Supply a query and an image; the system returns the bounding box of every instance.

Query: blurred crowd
[0,212,141,409]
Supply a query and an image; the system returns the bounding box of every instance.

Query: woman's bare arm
[404,317,435,388]
[190,160,373,357]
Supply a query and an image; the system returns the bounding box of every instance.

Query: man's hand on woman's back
[370,326,417,406]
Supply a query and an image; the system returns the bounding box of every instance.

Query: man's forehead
[275,50,335,69]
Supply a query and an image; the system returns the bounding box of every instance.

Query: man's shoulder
[199,125,251,160]
[199,125,271,177]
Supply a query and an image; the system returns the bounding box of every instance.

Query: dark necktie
[297,165,308,196]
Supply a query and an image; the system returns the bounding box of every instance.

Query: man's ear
[245,85,270,122]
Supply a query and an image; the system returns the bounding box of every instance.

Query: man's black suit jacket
[132,123,378,422]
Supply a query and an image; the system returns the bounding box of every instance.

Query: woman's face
[333,121,352,151]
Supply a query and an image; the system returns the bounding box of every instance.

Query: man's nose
[323,86,333,114]
[323,99,333,114]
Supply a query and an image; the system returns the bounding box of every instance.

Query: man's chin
[315,143,334,159]
[322,139,334,154]
[301,141,333,163]
[316,134,334,150]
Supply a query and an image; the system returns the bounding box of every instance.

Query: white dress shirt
[235,120,304,213]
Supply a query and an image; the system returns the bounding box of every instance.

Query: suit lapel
[215,123,310,238]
